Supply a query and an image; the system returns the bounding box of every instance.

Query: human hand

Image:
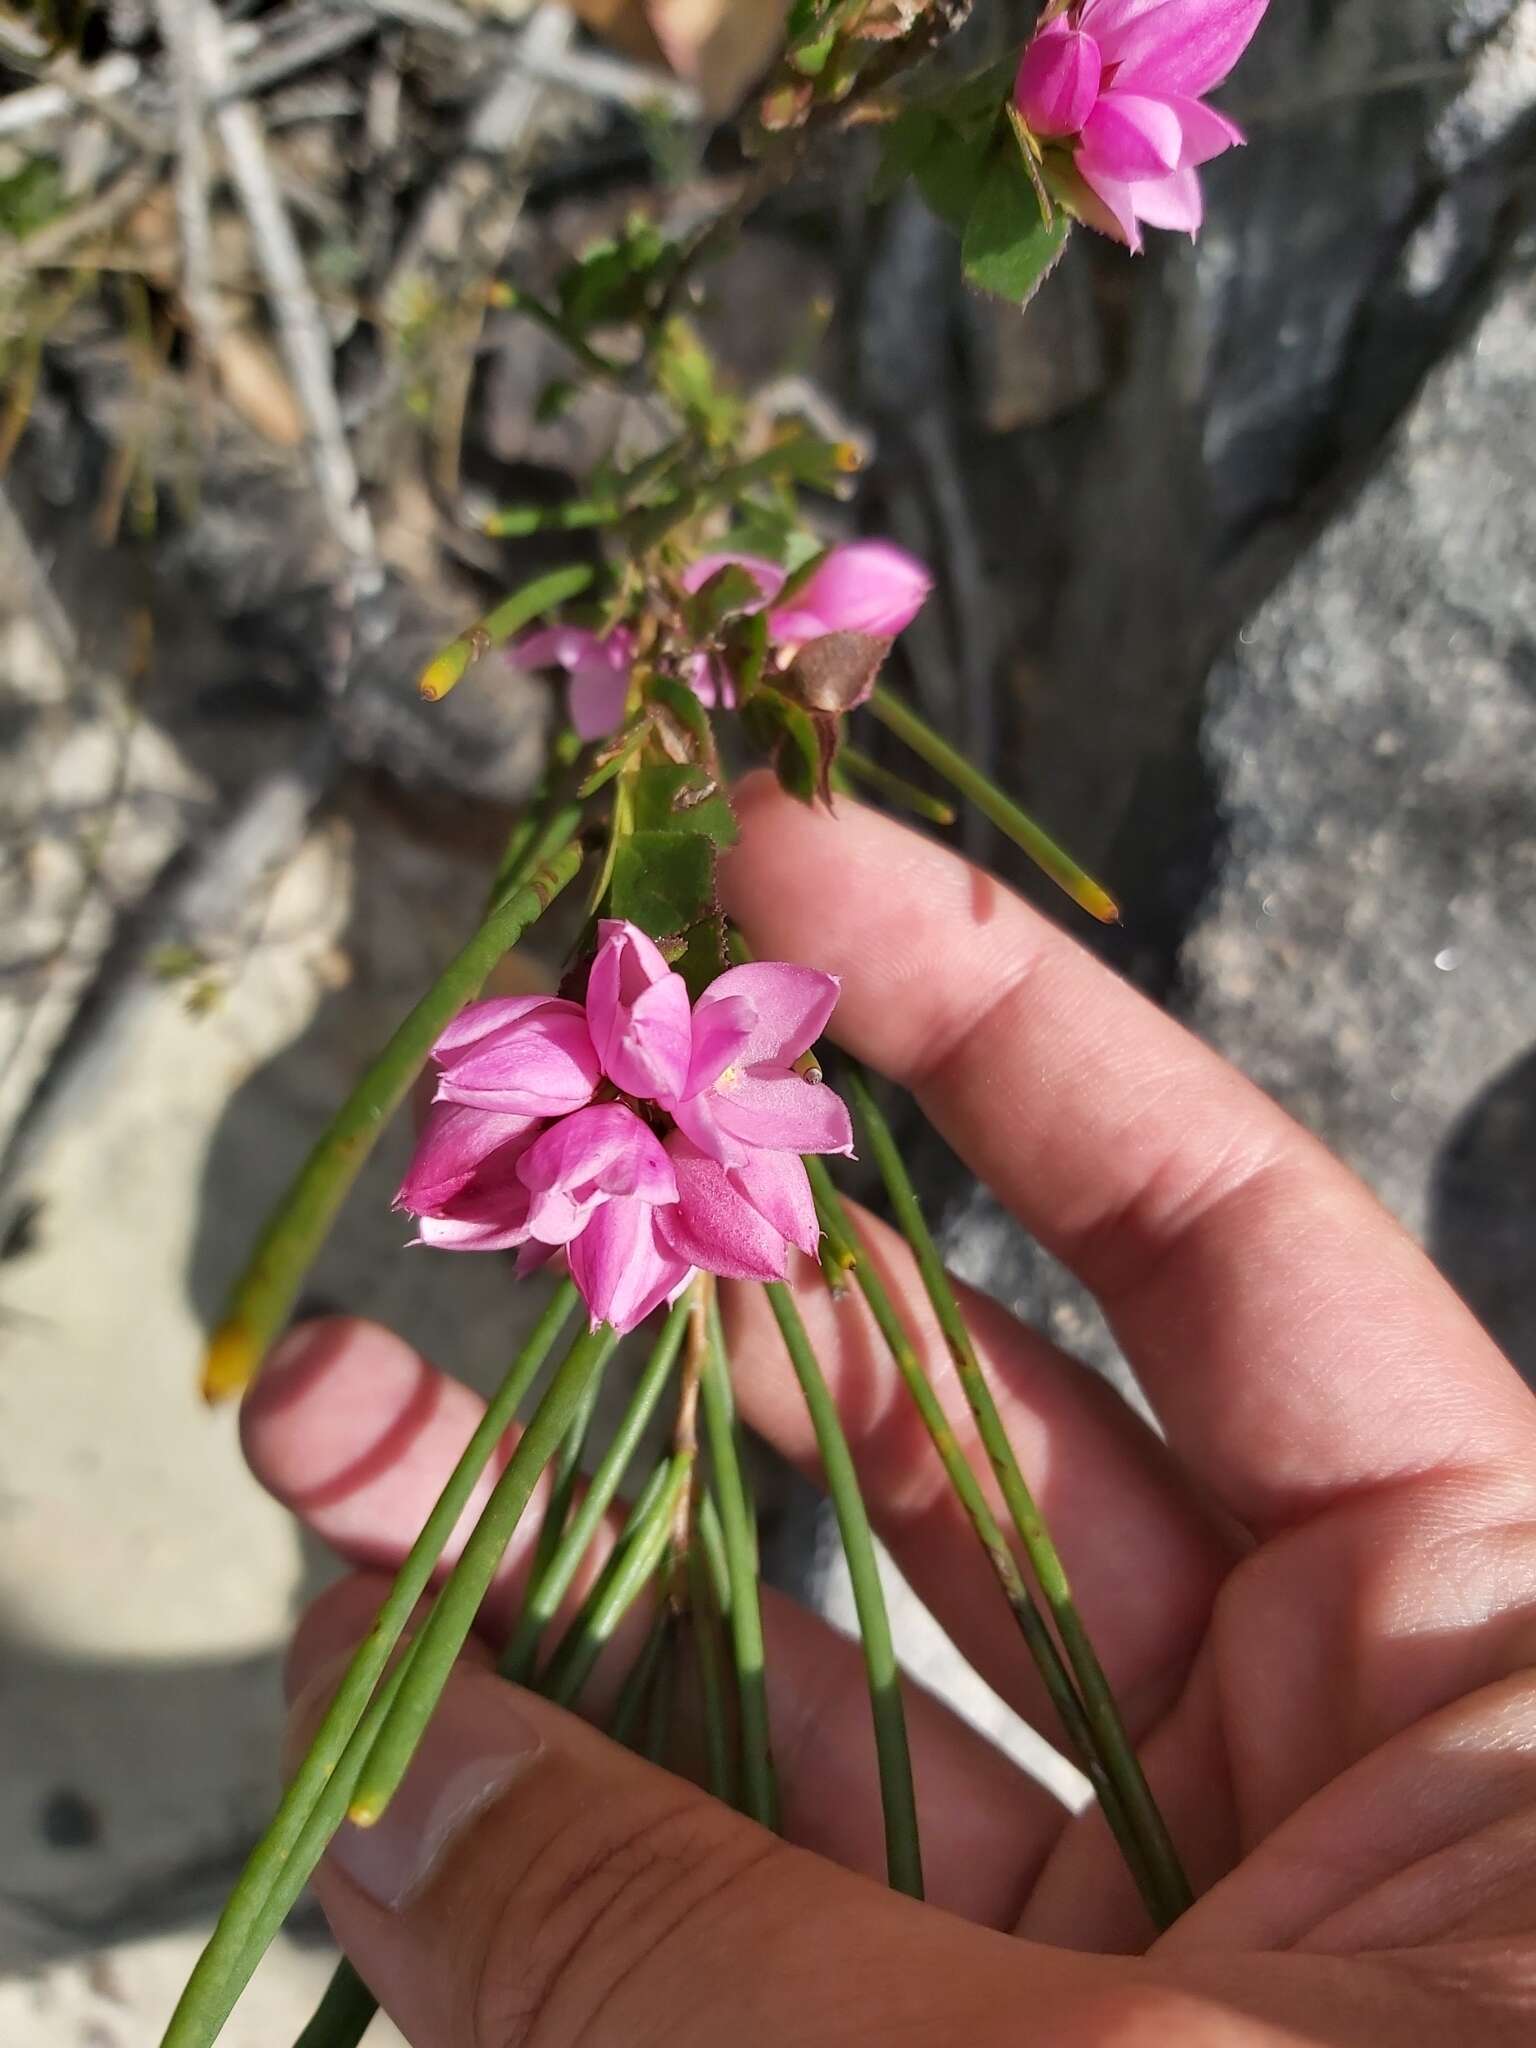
[244,775,1536,2046]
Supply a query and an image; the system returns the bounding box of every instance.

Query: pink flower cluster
[512,539,931,740]
[1014,0,1268,250]
[396,921,853,1333]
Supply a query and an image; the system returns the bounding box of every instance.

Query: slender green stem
[846,1068,1191,1925]
[161,1287,580,2048]
[488,726,585,906]
[542,1454,691,1711]
[349,1325,619,1825]
[292,1960,374,2048]
[610,1606,671,1748]
[696,1489,732,1617]
[418,563,594,702]
[201,842,584,1399]
[764,1283,923,1899]
[643,1624,679,1765]
[836,744,956,826]
[700,1300,778,1830]
[502,1294,690,1684]
[804,1159,1155,1907]
[868,686,1119,925]
[511,1366,606,1662]
[687,1538,737,1806]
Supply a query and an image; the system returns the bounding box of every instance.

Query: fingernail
[325,1675,543,1909]
[262,1323,326,1379]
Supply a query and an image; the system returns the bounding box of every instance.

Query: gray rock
[1184,256,1536,1380]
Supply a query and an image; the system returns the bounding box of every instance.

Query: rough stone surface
[1184,255,1536,1381]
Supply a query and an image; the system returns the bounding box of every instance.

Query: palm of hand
[252,783,1536,2048]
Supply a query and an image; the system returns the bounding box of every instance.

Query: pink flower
[399,1103,541,1253]
[585,919,692,1102]
[658,1137,819,1283]
[431,997,601,1117]
[769,542,933,651]
[1014,0,1266,251]
[395,924,851,1332]
[512,625,634,741]
[667,961,854,1166]
[516,1103,677,1245]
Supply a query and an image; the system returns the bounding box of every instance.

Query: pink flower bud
[1014,23,1102,138]
[585,919,692,1103]
[568,1196,692,1334]
[431,997,600,1118]
[768,541,932,649]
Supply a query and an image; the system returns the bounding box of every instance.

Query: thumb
[291,1658,1094,2048]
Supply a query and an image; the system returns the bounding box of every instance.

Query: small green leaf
[632,762,737,847]
[742,688,826,804]
[961,150,1071,306]
[916,120,996,234]
[683,563,765,636]
[644,675,713,750]
[609,831,716,939]
[874,109,938,202]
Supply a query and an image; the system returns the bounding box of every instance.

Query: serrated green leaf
[915,120,997,235]
[632,762,738,846]
[961,150,1070,305]
[742,688,824,804]
[644,675,713,749]
[609,832,716,940]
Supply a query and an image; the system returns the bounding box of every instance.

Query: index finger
[722,775,1536,1534]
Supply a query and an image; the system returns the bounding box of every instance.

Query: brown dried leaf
[785,630,890,713]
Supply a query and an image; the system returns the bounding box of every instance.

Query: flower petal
[1074,162,1145,250]
[729,1149,820,1259]
[407,1140,533,1251]
[586,919,692,1102]
[691,962,840,1070]
[710,1065,855,1158]
[1014,24,1103,139]
[434,996,567,1057]
[1089,0,1269,98]
[1158,92,1244,166]
[511,625,603,672]
[433,999,600,1116]
[569,1196,692,1334]
[1129,165,1205,233]
[395,1101,541,1212]
[680,551,786,610]
[769,542,932,645]
[517,1103,677,1246]
[1079,92,1184,181]
[657,1137,792,1282]
[568,653,631,740]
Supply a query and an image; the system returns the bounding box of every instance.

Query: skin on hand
[245,775,1536,2048]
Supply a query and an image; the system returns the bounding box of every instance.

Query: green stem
[160,1286,580,2048]
[500,1293,690,1686]
[868,686,1119,925]
[643,1624,679,1765]
[509,1365,606,1664]
[687,1537,737,1806]
[292,1961,375,2048]
[846,1068,1191,1926]
[609,1606,671,1748]
[700,1299,778,1831]
[803,1158,1155,1908]
[542,1454,691,1711]
[836,744,956,826]
[764,1282,923,1899]
[349,1324,620,1824]
[201,841,584,1400]
[419,564,595,702]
